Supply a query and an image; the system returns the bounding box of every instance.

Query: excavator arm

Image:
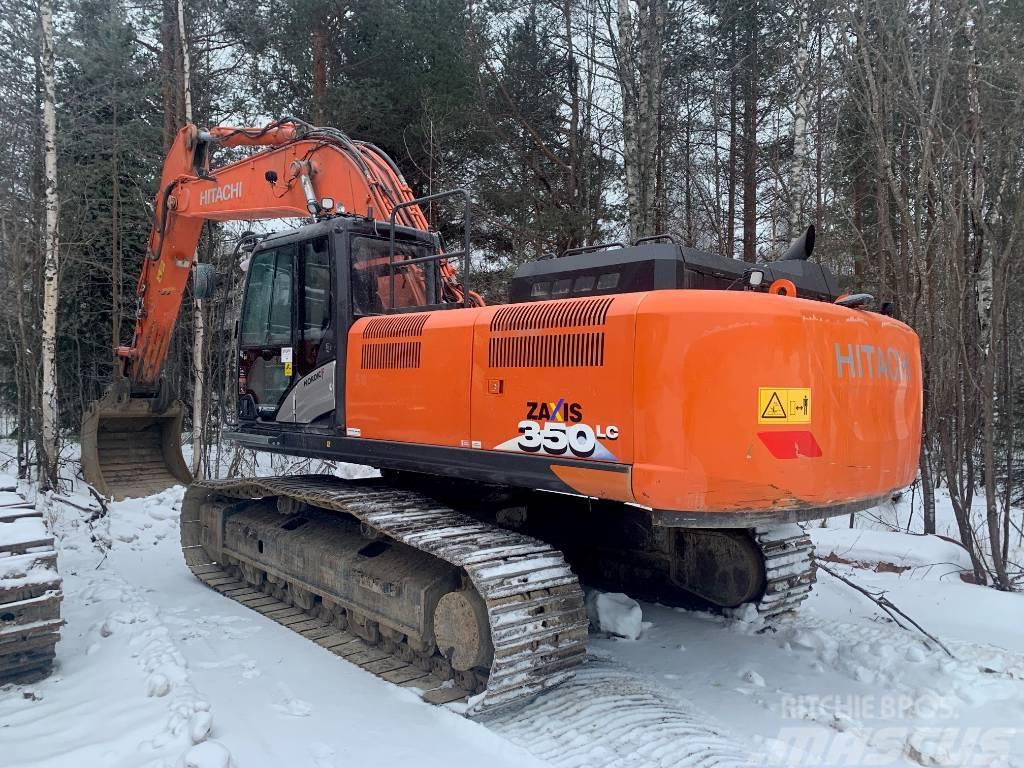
[125,118,470,387]
[83,118,474,498]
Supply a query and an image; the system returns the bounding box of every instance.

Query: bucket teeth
[181,475,587,716]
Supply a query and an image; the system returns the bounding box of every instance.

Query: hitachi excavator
[81,117,922,714]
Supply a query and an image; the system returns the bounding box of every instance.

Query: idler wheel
[433,589,493,672]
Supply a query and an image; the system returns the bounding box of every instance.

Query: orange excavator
[81,118,922,714]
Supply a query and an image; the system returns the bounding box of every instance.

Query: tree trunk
[741,6,758,263]
[726,29,737,258]
[38,0,59,491]
[789,0,810,236]
[920,441,936,534]
[617,0,641,242]
[616,0,666,242]
[175,0,204,479]
[111,97,121,358]
[312,26,328,124]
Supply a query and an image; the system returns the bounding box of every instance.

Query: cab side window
[240,246,293,347]
[298,237,333,376]
[351,236,434,315]
[238,245,295,413]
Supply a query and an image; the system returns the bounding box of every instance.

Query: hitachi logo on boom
[835,343,910,381]
[199,182,243,206]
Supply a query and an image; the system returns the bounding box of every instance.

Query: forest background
[1,0,1021,588]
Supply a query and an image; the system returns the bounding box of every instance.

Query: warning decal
[758,387,812,424]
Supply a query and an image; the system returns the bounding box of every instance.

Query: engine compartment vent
[361,341,422,369]
[489,332,605,368]
[362,313,430,339]
[489,297,614,332]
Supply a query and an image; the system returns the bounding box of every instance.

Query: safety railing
[387,189,472,312]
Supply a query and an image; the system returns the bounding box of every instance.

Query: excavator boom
[82,118,461,499]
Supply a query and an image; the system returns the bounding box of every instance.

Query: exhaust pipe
[781,224,816,261]
[81,384,192,501]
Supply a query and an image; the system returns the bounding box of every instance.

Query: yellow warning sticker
[758,387,811,424]
[283,361,293,377]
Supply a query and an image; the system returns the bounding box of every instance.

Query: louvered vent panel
[490,297,614,332]
[362,314,430,339]
[488,332,605,368]
[361,341,422,369]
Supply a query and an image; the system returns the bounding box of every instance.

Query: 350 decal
[492,398,620,461]
[515,420,618,458]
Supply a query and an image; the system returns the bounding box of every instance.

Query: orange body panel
[347,313,474,446]
[630,290,921,513]
[343,292,922,518]
[469,297,639,467]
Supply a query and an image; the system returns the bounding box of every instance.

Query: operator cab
[236,216,452,426]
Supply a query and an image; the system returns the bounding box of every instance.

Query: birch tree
[613,0,667,242]
[38,0,60,490]
[788,0,811,237]
[175,0,204,479]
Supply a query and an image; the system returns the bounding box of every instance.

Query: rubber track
[754,523,815,619]
[181,475,589,715]
[0,489,62,685]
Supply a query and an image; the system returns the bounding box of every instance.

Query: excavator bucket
[81,389,193,501]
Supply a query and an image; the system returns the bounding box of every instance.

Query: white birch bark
[789,0,811,237]
[616,0,642,242]
[39,0,60,490]
[176,0,204,478]
[615,0,666,242]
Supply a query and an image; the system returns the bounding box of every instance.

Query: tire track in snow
[482,657,758,768]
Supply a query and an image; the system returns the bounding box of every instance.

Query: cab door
[277,237,337,423]
[238,243,296,420]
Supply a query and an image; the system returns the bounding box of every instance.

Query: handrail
[633,234,678,246]
[559,241,625,258]
[388,189,472,310]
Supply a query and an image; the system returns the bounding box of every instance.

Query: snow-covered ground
[1,446,1023,768]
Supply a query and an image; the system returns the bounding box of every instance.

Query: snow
[0,551,57,584]
[1,443,1023,768]
[184,740,232,768]
[586,589,644,640]
[0,516,48,547]
[812,528,974,578]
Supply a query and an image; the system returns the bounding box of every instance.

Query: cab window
[240,245,294,347]
[351,236,434,315]
[238,244,295,413]
[297,237,334,376]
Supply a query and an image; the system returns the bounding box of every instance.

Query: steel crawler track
[754,523,816,619]
[181,475,589,715]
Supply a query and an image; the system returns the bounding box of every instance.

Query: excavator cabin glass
[351,236,436,313]
[236,220,441,424]
[239,243,295,415]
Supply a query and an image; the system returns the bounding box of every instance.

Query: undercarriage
[181,472,815,714]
